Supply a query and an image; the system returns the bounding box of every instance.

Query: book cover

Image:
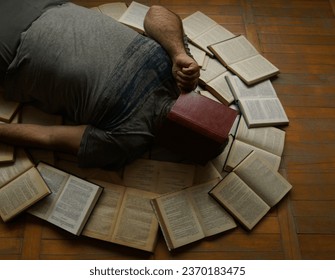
[157,91,238,163]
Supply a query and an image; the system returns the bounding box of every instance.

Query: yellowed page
[194,161,222,184]
[225,139,281,172]
[0,142,14,163]
[206,71,234,105]
[123,159,194,194]
[229,55,279,85]
[48,175,102,235]
[118,1,149,33]
[210,172,270,230]
[236,117,286,156]
[192,24,234,55]
[210,35,259,65]
[199,56,227,85]
[111,187,159,252]
[0,167,51,222]
[234,152,292,207]
[182,11,217,40]
[152,190,205,250]
[82,181,126,241]
[123,159,160,192]
[187,180,237,236]
[0,149,34,188]
[28,163,69,220]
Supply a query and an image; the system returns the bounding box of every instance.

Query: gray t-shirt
[4,3,179,168]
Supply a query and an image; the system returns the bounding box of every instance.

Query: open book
[0,149,50,221]
[118,1,150,34]
[151,179,237,250]
[198,56,235,105]
[123,159,195,194]
[199,56,228,85]
[28,163,103,235]
[0,164,51,222]
[82,180,159,252]
[226,75,289,127]
[224,116,285,171]
[182,11,235,57]
[209,35,279,85]
[210,151,292,230]
[0,149,34,188]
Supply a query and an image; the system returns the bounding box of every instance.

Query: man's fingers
[177,70,199,81]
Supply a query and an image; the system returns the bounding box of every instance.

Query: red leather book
[156,91,238,164]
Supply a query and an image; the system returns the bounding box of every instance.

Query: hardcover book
[157,91,238,164]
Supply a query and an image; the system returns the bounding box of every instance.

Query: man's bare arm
[144,5,199,92]
[0,123,87,154]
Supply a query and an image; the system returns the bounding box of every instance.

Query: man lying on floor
[0,0,200,169]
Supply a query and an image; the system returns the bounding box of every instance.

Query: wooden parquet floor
[1,0,335,260]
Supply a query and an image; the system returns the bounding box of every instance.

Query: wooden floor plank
[299,234,335,259]
[0,238,22,257]
[295,216,335,234]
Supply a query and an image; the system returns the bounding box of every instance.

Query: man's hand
[172,53,200,92]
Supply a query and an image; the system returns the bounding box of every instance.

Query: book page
[111,188,158,252]
[210,35,259,65]
[28,163,70,219]
[188,44,207,67]
[211,134,234,174]
[118,1,149,33]
[152,190,205,249]
[0,149,34,188]
[82,181,126,240]
[192,24,235,55]
[0,167,50,222]
[199,56,228,85]
[206,71,234,105]
[198,90,221,103]
[236,117,286,156]
[122,159,159,192]
[226,76,288,126]
[98,2,128,20]
[225,139,281,172]
[234,152,292,207]
[182,11,217,40]
[210,172,270,230]
[229,54,279,84]
[0,142,14,163]
[228,75,278,100]
[157,161,195,193]
[240,98,289,127]
[194,161,222,184]
[123,159,194,194]
[187,180,236,236]
[47,175,102,235]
